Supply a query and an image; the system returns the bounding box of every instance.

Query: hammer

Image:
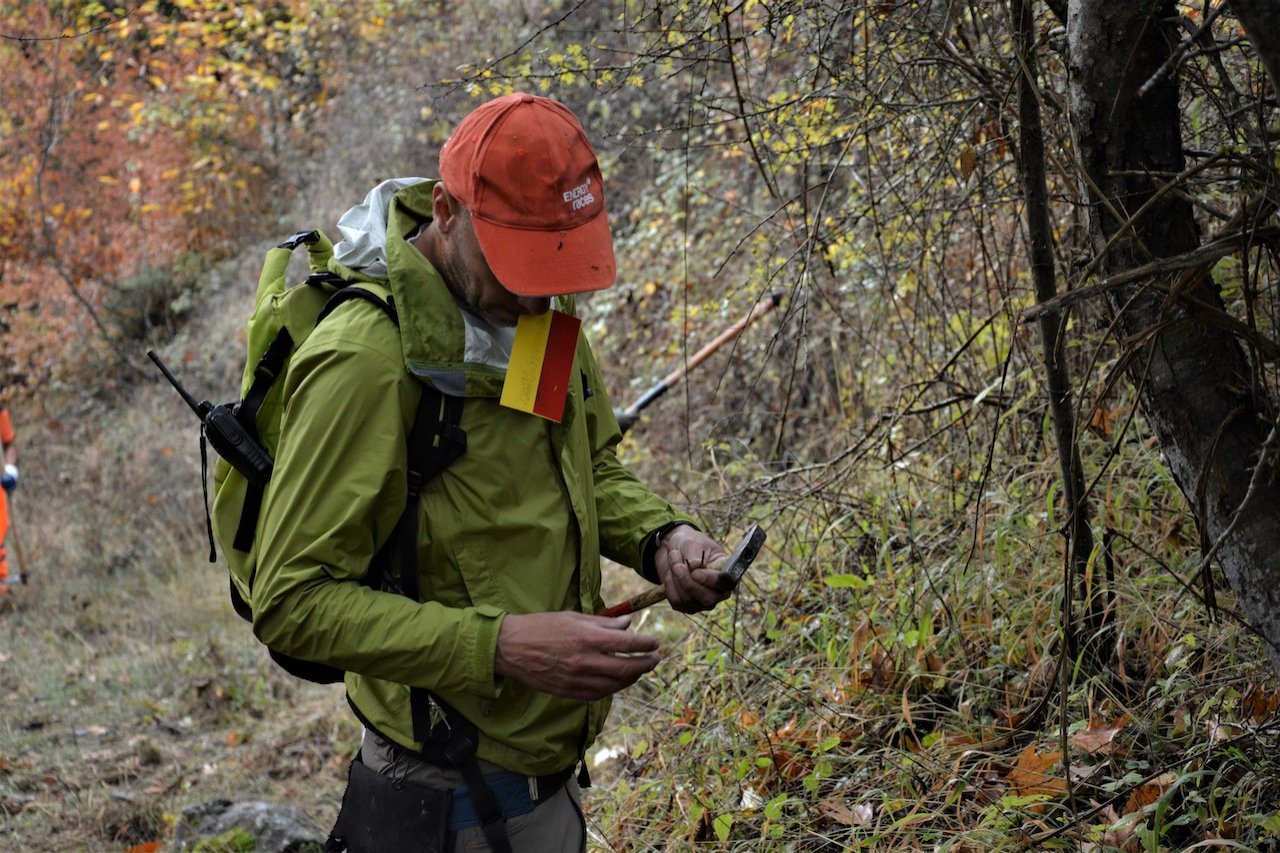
[598,524,766,617]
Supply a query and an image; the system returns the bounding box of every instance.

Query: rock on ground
[171,799,327,852]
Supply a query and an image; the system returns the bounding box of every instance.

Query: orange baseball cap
[439,93,617,297]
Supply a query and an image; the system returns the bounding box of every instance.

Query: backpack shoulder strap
[231,284,401,556]
[396,384,466,598]
[317,284,398,327]
[398,386,466,747]
[235,282,393,441]
[354,385,506,850]
[237,328,294,443]
[394,387,507,849]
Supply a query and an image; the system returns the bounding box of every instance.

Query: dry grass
[0,246,363,851]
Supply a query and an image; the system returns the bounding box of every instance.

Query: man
[251,93,732,851]
[0,406,18,591]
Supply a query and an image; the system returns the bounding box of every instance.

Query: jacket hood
[332,177,429,278]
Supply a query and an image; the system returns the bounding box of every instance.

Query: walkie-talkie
[147,351,274,486]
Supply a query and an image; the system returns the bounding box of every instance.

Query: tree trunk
[1014,0,1098,665]
[1228,0,1280,97]
[1067,0,1280,674]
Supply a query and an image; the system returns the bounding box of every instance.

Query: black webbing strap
[317,285,398,327]
[238,327,294,439]
[393,386,507,851]
[234,482,265,553]
[305,269,347,289]
[231,327,293,554]
[445,716,513,853]
[199,429,216,562]
[230,327,291,555]
[398,385,467,743]
[344,697,513,853]
[401,387,438,743]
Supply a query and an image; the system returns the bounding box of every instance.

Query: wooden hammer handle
[597,585,669,618]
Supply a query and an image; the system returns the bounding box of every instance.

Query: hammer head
[717,524,767,589]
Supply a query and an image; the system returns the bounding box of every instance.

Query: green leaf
[764,794,787,822]
[713,813,733,842]
[824,573,871,589]
[1257,812,1280,837]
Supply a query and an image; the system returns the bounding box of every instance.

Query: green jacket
[252,180,692,776]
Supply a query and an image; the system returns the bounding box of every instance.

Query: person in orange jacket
[0,407,19,590]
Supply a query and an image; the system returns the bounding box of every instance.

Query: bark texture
[1228,0,1280,97]
[1067,0,1280,673]
[1014,0,1097,660]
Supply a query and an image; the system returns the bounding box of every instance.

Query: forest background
[3,0,1280,851]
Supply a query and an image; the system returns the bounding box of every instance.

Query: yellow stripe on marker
[500,310,580,422]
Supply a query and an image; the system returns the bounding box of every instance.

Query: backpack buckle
[443,731,476,767]
[278,230,320,251]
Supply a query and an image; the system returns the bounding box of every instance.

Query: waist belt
[448,766,574,830]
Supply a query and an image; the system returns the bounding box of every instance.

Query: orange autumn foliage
[0,0,354,399]
[1005,743,1067,803]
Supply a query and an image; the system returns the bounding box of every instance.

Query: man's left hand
[655,525,732,614]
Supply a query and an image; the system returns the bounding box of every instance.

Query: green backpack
[150,229,466,682]
[209,229,396,615]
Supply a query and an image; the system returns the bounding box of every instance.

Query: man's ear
[432,183,457,233]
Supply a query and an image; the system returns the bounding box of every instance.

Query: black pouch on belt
[327,753,451,852]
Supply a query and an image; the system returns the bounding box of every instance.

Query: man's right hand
[494,611,661,701]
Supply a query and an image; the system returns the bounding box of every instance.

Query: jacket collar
[332,179,577,400]
[327,179,505,398]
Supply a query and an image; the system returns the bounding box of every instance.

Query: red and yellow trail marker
[500,310,580,422]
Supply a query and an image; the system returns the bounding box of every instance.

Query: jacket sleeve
[251,306,503,699]
[578,336,697,574]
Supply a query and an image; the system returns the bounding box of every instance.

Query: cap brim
[471,209,616,297]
